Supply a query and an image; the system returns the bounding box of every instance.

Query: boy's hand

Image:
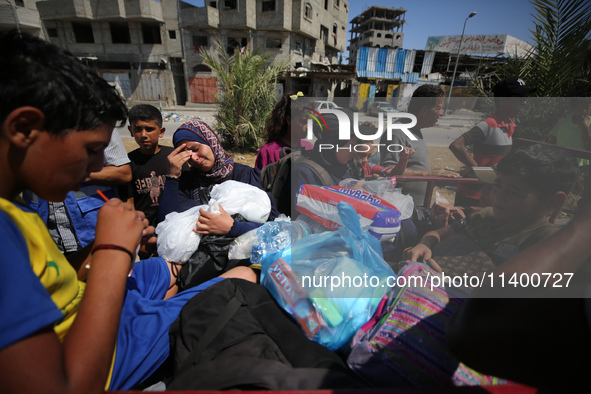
[430,169,461,178]
[399,147,415,160]
[94,199,148,265]
[429,202,465,228]
[194,204,234,235]
[167,143,192,177]
[404,243,433,262]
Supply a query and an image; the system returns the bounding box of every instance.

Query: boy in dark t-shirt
[127,104,174,225]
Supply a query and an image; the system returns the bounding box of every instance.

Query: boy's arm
[446,205,591,392]
[0,199,149,394]
[449,135,478,173]
[87,163,132,185]
[404,225,456,262]
[385,147,414,176]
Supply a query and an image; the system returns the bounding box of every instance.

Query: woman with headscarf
[158,120,279,237]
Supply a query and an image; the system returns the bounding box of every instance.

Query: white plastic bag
[210,180,271,223]
[156,205,205,263]
[339,178,415,220]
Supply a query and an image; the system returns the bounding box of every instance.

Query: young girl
[255,92,313,169]
[159,120,279,236]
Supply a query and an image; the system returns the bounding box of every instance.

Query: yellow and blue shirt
[0,197,222,390]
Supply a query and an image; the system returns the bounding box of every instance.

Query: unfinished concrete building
[348,5,406,66]
[35,0,187,106]
[0,0,44,37]
[180,0,349,101]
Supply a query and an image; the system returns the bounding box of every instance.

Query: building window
[169,30,176,39]
[193,64,212,73]
[142,23,162,44]
[396,34,402,40]
[334,0,339,7]
[295,42,301,51]
[262,0,275,12]
[385,33,393,39]
[320,25,329,44]
[72,22,94,44]
[209,1,217,8]
[305,3,312,19]
[324,0,328,10]
[333,24,337,35]
[266,38,282,49]
[376,33,382,38]
[47,28,58,38]
[15,0,24,6]
[227,37,247,55]
[193,36,208,47]
[110,22,130,44]
[223,0,237,10]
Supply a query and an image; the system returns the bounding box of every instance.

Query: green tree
[475,0,591,141]
[525,0,591,97]
[200,38,291,152]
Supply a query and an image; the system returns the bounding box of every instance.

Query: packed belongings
[296,184,402,241]
[259,202,396,352]
[156,181,271,263]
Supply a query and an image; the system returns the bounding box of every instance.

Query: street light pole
[445,11,476,115]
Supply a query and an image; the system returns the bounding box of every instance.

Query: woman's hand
[194,204,234,235]
[167,143,192,178]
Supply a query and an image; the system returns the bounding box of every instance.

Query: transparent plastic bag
[339,178,414,220]
[228,219,311,262]
[260,202,395,352]
[155,205,205,263]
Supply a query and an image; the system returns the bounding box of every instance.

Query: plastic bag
[155,204,205,263]
[297,184,401,241]
[210,180,271,223]
[227,219,310,262]
[339,178,415,220]
[156,181,271,263]
[260,202,396,352]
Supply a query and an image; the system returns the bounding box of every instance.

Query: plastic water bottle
[250,220,312,264]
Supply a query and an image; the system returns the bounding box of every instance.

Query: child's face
[290,114,309,141]
[177,139,215,172]
[490,173,551,224]
[129,119,164,154]
[29,125,112,201]
[353,148,375,167]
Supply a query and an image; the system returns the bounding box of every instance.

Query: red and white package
[296,184,401,241]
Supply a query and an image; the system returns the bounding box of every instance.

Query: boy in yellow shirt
[0,30,254,393]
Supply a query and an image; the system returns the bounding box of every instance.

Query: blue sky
[351,0,537,50]
[184,0,537,50]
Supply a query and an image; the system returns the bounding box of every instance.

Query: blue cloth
[23,186,114,250]
[110,258,224,390]
[158,163,279,237]
[173,128,207,146]
[0,210,64,351]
